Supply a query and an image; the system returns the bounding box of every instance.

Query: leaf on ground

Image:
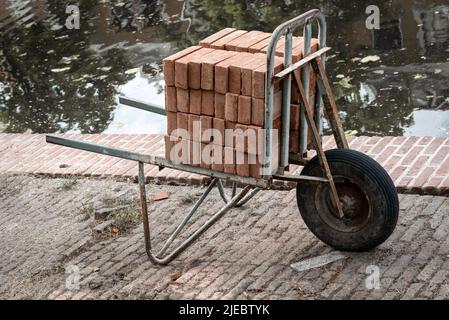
[360,55,380,63]
[51,67,71,73]
[337,77,353,89]
[345,130,358,136]
[170,272,182,282]
[111,226,120,234]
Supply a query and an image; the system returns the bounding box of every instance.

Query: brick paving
[1,174,449,300]
[0,133,448,194]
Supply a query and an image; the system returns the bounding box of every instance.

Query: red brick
[440,176,449,188]
[418,136,433,146]
[176,112,189,133]
[235,152,250,177]
[211,146,224,172]
[188,48,216,89]
[397,136,420,155]
[436,156,449,176]
[200,116,213,143]
[214,93,226,119]
[169,138,191,165]
[201,90,215,116]
[225,31,261,51]
[390,165,407,182]
[173,49,201,89]
[225,93,239,122]
[191,140,201,166]
[228,53,254,94]
[384,155,402,171]
[201,50,236,90]
[289,130,299,153]
[163,46,201,86]
[200,28,237,48]
[164,135,178,161]
[238,95,252,125]
[252,57,283,99]
[251,98,265,126]
[189,89,202,114]
[234,32,272,52]
[241,56,266,96]
[188,114,201,141]
[401,146,425,165]
[414,167,434,187]
[430,146,449,165]
[234,123,249,153]
[424,137,446,154]
[174,48,213,89]
[249,154,262,178]
[407,156,429,176]
[215,54,246,94]
[176,88,189,113]
[165,86,177,112]
[376,146,398,165]
[166,111,177,136]
[200,143,213,169]
[290,104,300,130]
[251,138,280,177]
[248,37,270,54]
[371,136,394,154]
[391,136,407,146]
[291,37,306,62]
[213,118,225,145]
[273,90,282,120]
[235,124,264,155]
[223,147,235,174]
[424,177,443,190]
[210,30,248,49]
[225,121,236,148]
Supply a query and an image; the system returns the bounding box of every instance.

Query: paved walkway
[1,175,448,299]
[0,133,448,194]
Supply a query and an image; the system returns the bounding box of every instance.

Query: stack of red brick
[163,28,318,178]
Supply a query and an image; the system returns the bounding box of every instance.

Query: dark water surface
[0,0,448,136]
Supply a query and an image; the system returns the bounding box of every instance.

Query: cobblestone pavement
[1,174,449,300]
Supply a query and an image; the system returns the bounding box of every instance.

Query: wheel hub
[316,176,370,233]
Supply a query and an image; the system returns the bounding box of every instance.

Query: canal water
[0,0,448,137]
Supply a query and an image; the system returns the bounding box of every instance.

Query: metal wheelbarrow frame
[46,9,398,265]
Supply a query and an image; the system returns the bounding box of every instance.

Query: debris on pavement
[290,252,347,272]
[152,191,170,201]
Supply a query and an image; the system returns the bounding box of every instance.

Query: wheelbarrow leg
[217,179,260,207]
[293,72,345,219]
[138,162,252,265]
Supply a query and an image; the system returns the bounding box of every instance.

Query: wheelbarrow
[46,9,399,265]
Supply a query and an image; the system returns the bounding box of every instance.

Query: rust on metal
[312,59,349,149]
[294,71,345,219]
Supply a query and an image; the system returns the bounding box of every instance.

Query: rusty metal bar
[45,135,271,189]
[274,47,331,80]
[312,59,349,149]
[273,174,328,184]
[119,96,166,116]
[293,71,345,219]
[138,162,252,265]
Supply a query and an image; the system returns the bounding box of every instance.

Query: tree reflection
[0,0,447,136]
[0,0,134,133]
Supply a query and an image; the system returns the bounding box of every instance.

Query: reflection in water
[0,0,448,136]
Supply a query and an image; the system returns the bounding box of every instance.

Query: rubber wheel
[296,148,399,251]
